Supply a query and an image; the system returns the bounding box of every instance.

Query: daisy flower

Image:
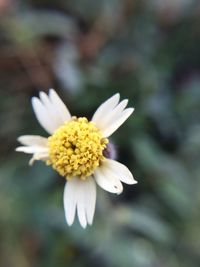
[16,89,137,228]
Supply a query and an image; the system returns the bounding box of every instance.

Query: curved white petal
[32,97,56,134]
[16,146,48,154]
[32,90,71,134]
[29,152,49,165]
[49,89,71,123]
[16,135,49,164]
[63,179,78,226]
[92,93,120,125]
[17,135,48,146]
[104,159,137,185]
[102,108,134,138]
[94,164,123,194]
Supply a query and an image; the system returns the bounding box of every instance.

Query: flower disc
[47,117,108,179]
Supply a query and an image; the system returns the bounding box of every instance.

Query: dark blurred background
[1,0,200,266]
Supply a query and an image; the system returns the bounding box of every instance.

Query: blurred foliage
[1,0,200,266]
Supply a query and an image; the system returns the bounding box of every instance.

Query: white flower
[16,89,137,228]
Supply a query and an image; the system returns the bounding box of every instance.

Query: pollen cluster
[47,117,108,179]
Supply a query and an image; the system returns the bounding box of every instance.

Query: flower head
[16,89,137,228]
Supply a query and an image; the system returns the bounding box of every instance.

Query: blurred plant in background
[0,0,200,266]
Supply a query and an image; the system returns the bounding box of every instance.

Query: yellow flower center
[47,117,108,180]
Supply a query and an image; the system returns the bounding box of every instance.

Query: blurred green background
[1,0,200,266]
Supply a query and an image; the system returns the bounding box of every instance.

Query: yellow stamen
[47,117,108,180]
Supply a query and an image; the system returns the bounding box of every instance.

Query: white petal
[39,91,62,130]
[39,91,52,108]
[16,136,49,164]
[63,179,78,226]
[77,183,87,228]
[32,90,71,134]
[63,177,96,228]
[31,97,56,134]
[16,146,48,154]
[94,165,123,194]
[97,99,128,129]
[29,152,49,165]
[49,89,71,123]
[92,93,120,125]
[84,177,96,225]
[107,99,128,123]
[17,135,48,146]
[104,159,137,185]
[102,108,134,138]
